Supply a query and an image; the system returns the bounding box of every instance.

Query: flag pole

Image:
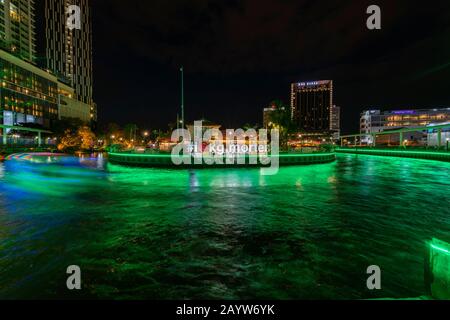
[180,66,185,129]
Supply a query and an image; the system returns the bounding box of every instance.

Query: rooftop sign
[391,110,416,115]
[297,80,331,87]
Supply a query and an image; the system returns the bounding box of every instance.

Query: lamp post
[180,66,185,129]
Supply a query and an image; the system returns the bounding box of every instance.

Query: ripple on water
[0,154,449,299]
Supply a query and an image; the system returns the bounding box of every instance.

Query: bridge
[337,123,450,163]
[339,122,450,148]
[0,124,52,147]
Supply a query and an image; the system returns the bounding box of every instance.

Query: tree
[243,123,260,130]
[104,122,123,140]
[124,123,138,141]
[57,126,96,152]
[106,122,121,135]
[266,100,295,151]
[53,118,85,137]
[58,129,80,152]
[78,126,95,150]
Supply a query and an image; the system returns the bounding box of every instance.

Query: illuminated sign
[297,80,331,87]
[392,110,416,115]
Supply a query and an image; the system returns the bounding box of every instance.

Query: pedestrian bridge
[336,147,450,163]
[0,124,52,147]
[340,122,450,148]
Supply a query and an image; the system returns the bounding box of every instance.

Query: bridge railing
[337,145,450,152]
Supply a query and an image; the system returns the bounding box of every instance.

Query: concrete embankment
[108,152,336,168]
[336,148,450,163]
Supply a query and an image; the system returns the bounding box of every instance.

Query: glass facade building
[0,49,58,129]
[0,0,36,63]
[330,105,340,138]
[45,0,93,108]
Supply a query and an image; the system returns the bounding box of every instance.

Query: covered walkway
[0,124,52,147]
[340,123,450,148]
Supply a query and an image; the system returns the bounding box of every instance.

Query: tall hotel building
[0,0,36,62]
[45,0,94,116]
[290,80,339,136]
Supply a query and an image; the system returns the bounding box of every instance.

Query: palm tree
[267,100,294,151]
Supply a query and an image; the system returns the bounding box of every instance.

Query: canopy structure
[0,124,52,146]
[340,123,450,147]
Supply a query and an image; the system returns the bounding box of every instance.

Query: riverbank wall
[108,152,336,168]
[336,148,450,163]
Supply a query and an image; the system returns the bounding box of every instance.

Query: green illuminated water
[0,154,449,299]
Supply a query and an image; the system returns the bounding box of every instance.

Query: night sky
[58,1,450,133]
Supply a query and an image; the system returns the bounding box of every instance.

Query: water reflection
[0,154,449,299]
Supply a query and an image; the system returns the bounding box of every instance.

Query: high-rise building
[0,0,93,142]
[290,80,333,133]
[45,0,93,108]
[0,0,36,63]
[330,105,341,138]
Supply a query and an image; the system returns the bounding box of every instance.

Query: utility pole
[180,66,185,129]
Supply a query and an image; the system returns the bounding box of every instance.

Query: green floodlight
[426,238,450,299]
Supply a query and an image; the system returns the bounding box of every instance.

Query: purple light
[392,110,416,115]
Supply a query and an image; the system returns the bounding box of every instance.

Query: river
[0,154,449,299]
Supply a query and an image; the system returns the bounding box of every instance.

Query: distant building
[360,108,450,144]
[0,0,36,63]
[290,80,334,134]
[330,105,341,138]
[263,104,286,129]
[360,108,450,133]
[187,120,221,138]
[263,106,276,129]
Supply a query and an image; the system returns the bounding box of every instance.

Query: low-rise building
[187,120,221,138]
[1,49,58,130]
[0,48,93,138]
[58,82,92,123]
[360,108,450,144]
